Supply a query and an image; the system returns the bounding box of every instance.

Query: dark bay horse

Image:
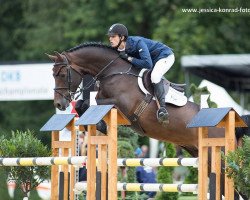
[48,43,250,199]
[47,42,247,158]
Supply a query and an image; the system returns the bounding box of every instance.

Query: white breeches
[151,54,175,84]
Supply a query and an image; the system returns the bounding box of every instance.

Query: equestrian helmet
[107,23,128,38]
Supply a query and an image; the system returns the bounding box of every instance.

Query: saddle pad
[138,69,187,106]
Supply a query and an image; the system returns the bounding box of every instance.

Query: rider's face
[109,35,120,47]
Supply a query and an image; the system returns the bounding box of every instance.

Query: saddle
[139,69,187,106]
[128,69,188,136]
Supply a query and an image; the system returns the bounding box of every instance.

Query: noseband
[53,54,83,102]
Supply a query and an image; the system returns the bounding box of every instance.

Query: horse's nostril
[58,104,63,110]
[54,102,62,110]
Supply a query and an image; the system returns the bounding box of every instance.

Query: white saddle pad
[138,69,187,106]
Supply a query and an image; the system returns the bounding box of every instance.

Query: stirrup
[157,107,169,127]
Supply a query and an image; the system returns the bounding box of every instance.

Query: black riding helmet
[107,23,128,39]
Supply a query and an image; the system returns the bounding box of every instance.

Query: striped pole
[0,157,198,167]
[0,156,87,166]
[74,182,198,193]
[118,157,198,167]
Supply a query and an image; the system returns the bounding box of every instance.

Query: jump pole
[0,157,198,167]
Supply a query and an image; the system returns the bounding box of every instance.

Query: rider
[107,23,175,124]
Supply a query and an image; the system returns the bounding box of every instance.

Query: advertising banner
[0,63,54,101]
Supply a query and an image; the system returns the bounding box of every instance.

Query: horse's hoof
[157,108,169,126]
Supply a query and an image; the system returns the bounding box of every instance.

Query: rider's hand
[119,51,128,59]
[119,51,133,62]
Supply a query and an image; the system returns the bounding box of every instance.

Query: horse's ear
[45,53,57,62]
[54,51,64,61]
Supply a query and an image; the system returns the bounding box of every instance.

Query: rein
[53,53,123,102]
[73,56,121,100]
[99,66,142,80]
[53,51,142,102]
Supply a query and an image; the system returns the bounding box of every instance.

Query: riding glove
[119,51,129,59]
[119,51,133,62]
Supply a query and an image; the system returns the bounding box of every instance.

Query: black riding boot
[153,80,169,125]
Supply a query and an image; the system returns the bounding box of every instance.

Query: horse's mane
[66,42,118,53]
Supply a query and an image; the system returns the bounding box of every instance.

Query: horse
[48,42,248,200]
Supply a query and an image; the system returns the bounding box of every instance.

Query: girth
[128,94,153,136]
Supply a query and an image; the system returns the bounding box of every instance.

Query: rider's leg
[151,54,175,124]
[153,80,169,122]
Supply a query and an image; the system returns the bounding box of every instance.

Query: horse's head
[47,52,83,111]
[48,43,131,110]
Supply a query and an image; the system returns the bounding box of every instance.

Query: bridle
[53,53,121,102]
[53,53,84,102]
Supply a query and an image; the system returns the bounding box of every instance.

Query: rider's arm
[130,40,153,69]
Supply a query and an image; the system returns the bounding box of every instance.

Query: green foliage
[154,0,250,83]
[2,0,249,63]
[0,101,54,147]
[156,143,178,200]
[137,136,150,148]
[189,83,217,108]
[117,132,137,199]
[0,0,27,61]
[182,150,198,197]
[0,170,12,199]
[0,130,51,198]
[118,126,139,150]
[224,136,250,198]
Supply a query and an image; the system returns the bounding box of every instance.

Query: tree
[0,101,54,146]
[0,130,51,199]
[153,0,250,82]
[117,126,138,199]
[224,136,250,198]
[0,0,28,61]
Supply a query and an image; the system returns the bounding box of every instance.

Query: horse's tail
[235,115,250,140]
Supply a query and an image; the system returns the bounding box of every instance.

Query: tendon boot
[153,80,169,126]
[75,99,107,134]
[75,99,89,117]
[96,120,107,134]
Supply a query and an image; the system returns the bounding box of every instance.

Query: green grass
[179,196,197,200]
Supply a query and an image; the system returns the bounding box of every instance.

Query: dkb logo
[0,71,21,82]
